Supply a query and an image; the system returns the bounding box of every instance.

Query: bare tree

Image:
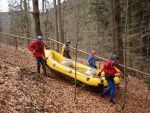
[57,0,64,43]
[114,0,123,63]
[127,0,132,67]
[110,0,116,54]
[24,0,30,44]
[32,0,42,37]
[42,0,45,13]
[54,0,59,52]
[20,0,24,36]
[0,13,3,42]
[45,9,48,39]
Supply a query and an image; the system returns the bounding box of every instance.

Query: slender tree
[110,0,116,54]
[24,0,30,44]
[42,0,45,13]
[57,0,64,43]
[114,0,123,63]
[45,9,48,39]
[62,0,66,41]
[54,0,59,52]
[32,0,42,37]
[0,13,3,42]
[20,0,24,36]
[127,0,132,67]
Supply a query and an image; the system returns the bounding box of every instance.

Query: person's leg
[109,79,116,104]
[35,57,41,73]
[94,65,97,69]
[64,52,71,59]
[101,80,111,95]
[68,53,71,59]
[63,52,68,58]
[39,57,47,76]
[110,80,116,101]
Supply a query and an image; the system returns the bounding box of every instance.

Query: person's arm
[70,46,74,52]
[42,45,45,58]
[112,62,124,74]
[95,57,100,61]
[28,42,35,52]
[61,45,65,55]
[113,66,123,75]
[98,65,104,76]
[88,56,93,65]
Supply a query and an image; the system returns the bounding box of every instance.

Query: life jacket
[64,45,70,53]
[92,56,97,64]
[35,41,44,52]
[103,60,117,75]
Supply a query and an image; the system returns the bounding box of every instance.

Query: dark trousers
[35,57,47,76]
[63,52,71,59]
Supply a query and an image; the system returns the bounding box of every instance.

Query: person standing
[98,55,123,104]
[88,50,99,68]
[28,36,48,77]
[61,40,74,59]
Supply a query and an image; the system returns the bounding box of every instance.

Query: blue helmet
[112,55,119,59]
[37,36,43,40]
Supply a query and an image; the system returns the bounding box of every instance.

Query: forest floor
[0,42,150,113]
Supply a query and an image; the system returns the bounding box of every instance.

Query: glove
[43,58,47,64]
[95,57,100,61]
[98,72,101,76]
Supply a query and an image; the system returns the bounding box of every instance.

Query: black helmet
[66,39,70,44]
[112,55,119,59]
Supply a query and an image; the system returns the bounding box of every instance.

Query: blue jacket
[88,55,99,68]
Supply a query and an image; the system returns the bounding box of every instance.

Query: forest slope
[0,42,150,113]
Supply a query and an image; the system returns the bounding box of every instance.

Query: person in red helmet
[88,50,99,68]
[28,36,49,77]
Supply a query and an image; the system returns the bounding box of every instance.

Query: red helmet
[91,50,96,55]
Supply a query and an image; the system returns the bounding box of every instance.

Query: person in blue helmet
[98,55,124,104]
[28,36,49,77]
[88,50,100,68]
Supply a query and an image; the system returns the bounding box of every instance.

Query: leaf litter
[0,43,150,113]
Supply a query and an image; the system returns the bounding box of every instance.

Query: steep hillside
[0,43,150,113]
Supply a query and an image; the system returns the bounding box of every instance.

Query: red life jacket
[103,60,117,75]
[28,41,45,57]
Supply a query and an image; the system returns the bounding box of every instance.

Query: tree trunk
[54,0,59,52]
[63,0,66,41]
[57,0,64,43]
[114,0,123,63]
[45,9,48,39]
[20,0,23,36]
[32,0,42,37]
[24,0,30,45]
[42,0,45,13]
[0,14,2,42]
[110,0,116,54]
[127,0,132,67]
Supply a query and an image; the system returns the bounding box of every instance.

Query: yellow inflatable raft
[45,50,121,90]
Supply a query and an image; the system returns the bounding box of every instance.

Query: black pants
[63,52,71,59]
[35,57,47,75]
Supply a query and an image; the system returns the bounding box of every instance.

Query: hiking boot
[110,100,116,104]
[45,74,51,77]
[100,93,105,98]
